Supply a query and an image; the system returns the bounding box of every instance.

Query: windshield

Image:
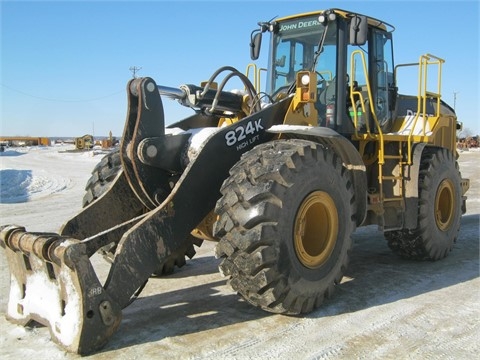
[268,15,338,95]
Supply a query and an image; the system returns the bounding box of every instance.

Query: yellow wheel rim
[294,191,338,269]
[435,179,455,231]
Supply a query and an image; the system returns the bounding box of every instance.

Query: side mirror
[250,32,262,60]
[349,15,368,45]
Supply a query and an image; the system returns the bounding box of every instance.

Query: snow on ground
[0,145,107,231]
[0,146,478,359]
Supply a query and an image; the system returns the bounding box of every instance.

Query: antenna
[129,66,142,78]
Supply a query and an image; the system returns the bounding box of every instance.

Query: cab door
[369,29,395,131]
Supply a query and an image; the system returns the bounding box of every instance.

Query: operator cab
[251,9,396,135]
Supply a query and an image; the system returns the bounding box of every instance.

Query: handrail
[317,70,333,81]
[245,63,259,92]
[425,53,444,116]
[349,50,385,164]
[246,63,267,94]
[395,54,444,164]
[258,67,267,93]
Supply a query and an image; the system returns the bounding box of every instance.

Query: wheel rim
[294,191,338,269]
[435,179,455,231]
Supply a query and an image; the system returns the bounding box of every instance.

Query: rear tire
[214,140,356,314]
[83,149,200,275]
[385,147,462,260]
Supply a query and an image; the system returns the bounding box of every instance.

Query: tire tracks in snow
[0,168,71,203]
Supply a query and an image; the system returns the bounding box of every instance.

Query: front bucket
[0,225,122,355]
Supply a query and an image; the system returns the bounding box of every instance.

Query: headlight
[301,74,310,86]
[319,10,336,24]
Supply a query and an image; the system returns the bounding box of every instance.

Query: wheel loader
[0,8,470,354]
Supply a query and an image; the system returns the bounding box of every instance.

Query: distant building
[0,137,50,146]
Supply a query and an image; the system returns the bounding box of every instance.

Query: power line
[0,83,124,102]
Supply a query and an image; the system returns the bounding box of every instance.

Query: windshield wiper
[312,24,329,71]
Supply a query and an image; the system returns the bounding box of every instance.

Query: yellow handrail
[349,50,385,164]
[245,63,258,92]
[245,63,267,93]
[395,54,444,164]
[258,67,267,93]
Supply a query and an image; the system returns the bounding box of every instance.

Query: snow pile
[0,145,102,204]
[0,168,70,204]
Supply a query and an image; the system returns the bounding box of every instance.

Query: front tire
[385,147,463,260]
[83,149,200,275]
[83,148,122,207]
[214,140,356,314]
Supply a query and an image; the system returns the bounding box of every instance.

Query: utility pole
[453,90,459,111]
[129,66,142,78]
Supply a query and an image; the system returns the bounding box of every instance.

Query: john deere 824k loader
[0,8,470,354]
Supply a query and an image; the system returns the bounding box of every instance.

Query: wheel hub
[294,191,338,269]
[435,179,455,231]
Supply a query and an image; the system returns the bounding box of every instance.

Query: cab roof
[276,8,395,32]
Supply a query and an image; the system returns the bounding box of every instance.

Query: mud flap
[0,226,122,355]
